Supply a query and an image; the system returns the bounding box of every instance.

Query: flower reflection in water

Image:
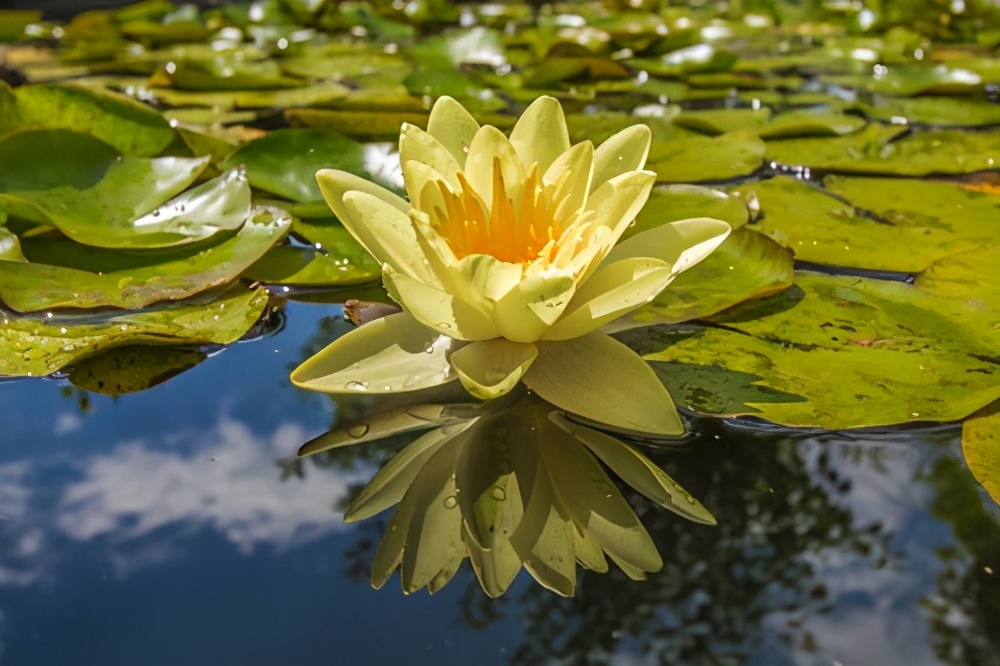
[300,389,713,597]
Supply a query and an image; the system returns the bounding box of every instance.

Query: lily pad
[765,125,1000,176]
[624,184,749,241]
[0,129,210,246]
[68,345,208,395]
[221,128,390,202]
[634,273,999,429]
[0,284,269,377]
[286,108,432,139]
[647,131,766,183]
[244,218,381,286]
[148,81,351,110]
[0,82,175,157]
[614,227,794,327]
[916,244,1000,305]
[731,175,997,272]
[851,96,1000,127]
[0,206,291,312]
[672,108,773,135]
[961,403,1000,505]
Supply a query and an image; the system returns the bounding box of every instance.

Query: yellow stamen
[428,157,597,272]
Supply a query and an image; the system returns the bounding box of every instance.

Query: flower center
[430,158,592,269]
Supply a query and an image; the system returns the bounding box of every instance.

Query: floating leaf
[0,206,291,312]
[961,403,1000,506]
[148,81,351,110]
[634,274,999,429]
[614,227,794,327]
[0,82,175,156]
[732,175,997,272]
[624,184,749,241]
[0,284,269,377]
[765,125,1000,176]
[0,129,209,246]
[243,218,381,286]
[647,131,765,183]
[221,128,387,203]
[851,96,1000,127]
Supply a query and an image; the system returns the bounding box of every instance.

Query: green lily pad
[0,82,175,157]
[635,273,999,428]
[616,227,794,327]
[757,110,867,139]
[221,128,394,203]
[0,206,291,312]
[0,284,269,377]
[765,125,1000,176]
[647,131,766,183]
[672,108,773,135]
[916,243,1000,306]
[244,216,381,285]
[285,108,432,139]
[961,403,1000,505]
[280,53,412,81]
[0,129,210,246]
[732,175,997,272]
[624,184,749,241]
[149,81,351,110]
[851,96,1000,127]
[0,9,41,41]
[826,64,985,96]
[152,57,304,90]
[68,345,208,395]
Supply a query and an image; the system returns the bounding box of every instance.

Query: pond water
[1,0,999,664]
[2,301,996,666]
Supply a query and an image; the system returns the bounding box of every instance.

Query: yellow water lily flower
[291,96,730,435]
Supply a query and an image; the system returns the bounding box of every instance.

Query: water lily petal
[543,140,595,223]
[493,271,577,343]
[463,125,526,207]
[426,95,481,167]
[336,190,440,285]
[316,167,409,219]
[542,257,674,341]
[383,265,501,340]
[551,413,716,525]
[464,525,522,598]
[539,428,663,574]
[402,158,452,214]
[450,339,539,400]
[509,454,577,596]
[347,421,473,523]
[456,414,526,596]
[524,332,684,436]
[591,125,652,190]
[299,403,471,457]
[289,311,457,394]
[400,441,466,594]
[509,96,570,173]
[605,217,731,275]
[586,169,657,235]
[399,122,462,189]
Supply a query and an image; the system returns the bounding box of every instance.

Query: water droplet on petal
[491,487,506,501]
[347,423,370,438]
[443,496,458,509]
[345,380,369,391]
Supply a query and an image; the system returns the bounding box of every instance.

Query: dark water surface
[1,300,998,666]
